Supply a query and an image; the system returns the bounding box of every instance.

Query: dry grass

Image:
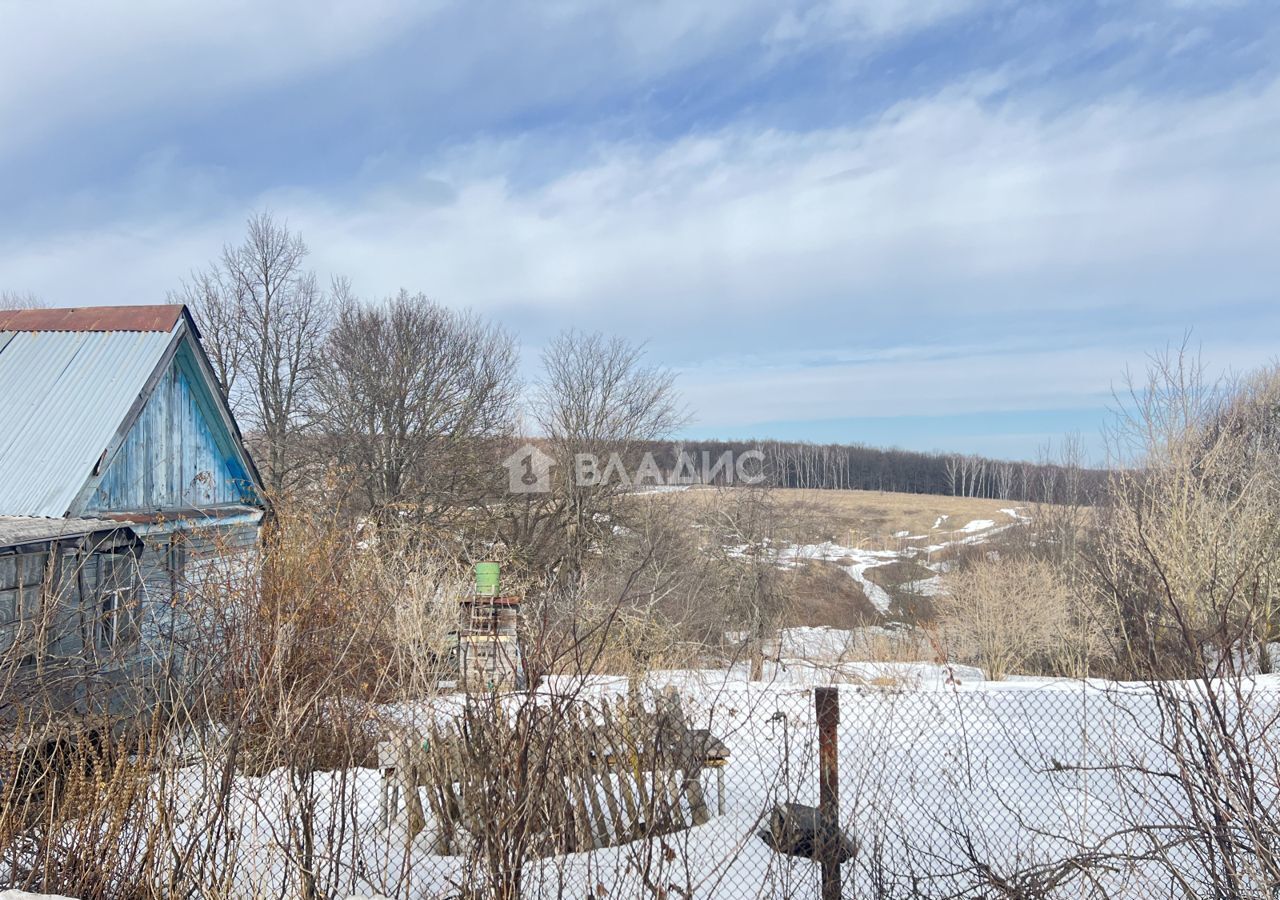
[768,488,1021,546]
[668,487,1022,547]
[781,560,876,628]
[656,487,1031,628]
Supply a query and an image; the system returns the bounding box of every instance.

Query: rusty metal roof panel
[0,304,184,333]
[0,327,175,517]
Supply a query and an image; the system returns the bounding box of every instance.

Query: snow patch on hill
[769,513,1018,616]
[773,542,900,613]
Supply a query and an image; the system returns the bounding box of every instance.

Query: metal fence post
[816,686,840,900]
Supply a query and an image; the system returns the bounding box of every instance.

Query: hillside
[765,488,1027,548]
[673,487,1030,630]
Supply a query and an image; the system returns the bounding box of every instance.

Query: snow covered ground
[13,507,1250,899]
[11,663,1277,899]
[494,671,1280,898]
[321,672,1280,897]
[774,541,901,613]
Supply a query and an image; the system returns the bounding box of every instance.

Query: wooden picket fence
[378,690,728,855]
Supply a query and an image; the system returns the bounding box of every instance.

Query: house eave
[99,505,264,534]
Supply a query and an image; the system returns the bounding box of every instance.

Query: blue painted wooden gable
[85,338,257,513]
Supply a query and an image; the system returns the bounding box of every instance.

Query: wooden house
[0,304,265,724]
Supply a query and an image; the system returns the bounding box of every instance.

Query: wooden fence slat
[400,691,724,857]
[576,707,612,847]
[602,701,640,839]
[664,698,711,826]
[590,707,626,841]
[571,765,595,850]
[624,704,654,831]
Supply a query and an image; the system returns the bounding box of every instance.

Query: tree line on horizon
[632,438,1106,503]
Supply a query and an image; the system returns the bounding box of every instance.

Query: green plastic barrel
[475,562,501,597]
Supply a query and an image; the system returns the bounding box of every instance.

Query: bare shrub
[1096,347,1280,677]
[698,485,787,680]
[357,537,469,697]
[937,555,1098,680]
[1027,433,1094,569]
[572,494,721,672]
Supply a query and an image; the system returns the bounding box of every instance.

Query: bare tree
[1067,352,1280,893]
[174,212,332,495]
[173,268,242,404]
[0,290,43,309]
[311,290,519,526]
[1029,433,1091,568]
[702,483,784,680]
[494,331,685,592]
[1094,344,1280,676]
[944,455,961,496]
[994,462,1014,500]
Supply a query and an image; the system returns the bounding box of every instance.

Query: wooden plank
[659,764,686,831]
[588,706,626,842]
[651,690,689,830]
[601,700,639,839]
[622,700,654,833]
[570,751,595,850]
[575,706,611,848]
[664,697,711,826]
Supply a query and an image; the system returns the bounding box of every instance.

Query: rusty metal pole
[816,686,841,900]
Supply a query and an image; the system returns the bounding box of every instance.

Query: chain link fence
[6,669,1278,898]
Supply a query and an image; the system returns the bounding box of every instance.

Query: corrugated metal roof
[0,515,137,548]
[0,327,175,516]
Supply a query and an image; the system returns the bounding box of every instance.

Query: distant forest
[641,439,1106,504]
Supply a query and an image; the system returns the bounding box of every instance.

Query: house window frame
[2,543,141,663]
[95,551,139,652]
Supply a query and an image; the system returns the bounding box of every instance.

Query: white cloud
[2,52,1277,433]
[0,0,993,162]
[9,76,1280,316]
[766,0,986,47]
[281,75,1280,324]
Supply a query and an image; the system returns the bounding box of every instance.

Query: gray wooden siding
[136,521,260,673]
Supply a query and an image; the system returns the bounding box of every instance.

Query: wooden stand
[457,595,522,692]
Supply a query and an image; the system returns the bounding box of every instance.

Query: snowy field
[16,665,1265,899]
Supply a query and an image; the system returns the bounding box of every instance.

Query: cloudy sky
[2,1,1277,461]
